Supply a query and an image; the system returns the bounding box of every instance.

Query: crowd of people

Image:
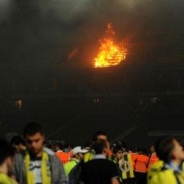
[0,122,184,184]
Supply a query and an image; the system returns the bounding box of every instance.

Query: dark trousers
[123,178,136,184]
[134,172,147,184]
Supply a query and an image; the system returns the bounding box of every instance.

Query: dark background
[0,0,184,148]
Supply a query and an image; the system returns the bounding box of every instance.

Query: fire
[94,23,127,68]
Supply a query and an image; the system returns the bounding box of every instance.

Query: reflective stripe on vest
[84,151,94,163]
[134,154,149,173]
[55,152,70,164]
[120,153,135,179]
[147,153,159,170]
[109,156,123,183]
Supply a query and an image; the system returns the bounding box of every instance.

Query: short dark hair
[92,131,107,142]
[55,142,64,150]
[10,135,25,146]
[112,141,124,154]
[0,139,15,165]
[93,140,107,154]
[23,122,44,137]
[155,135,175,163]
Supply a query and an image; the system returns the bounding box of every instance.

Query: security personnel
[147,145,159,170]
[147,160,164,181]
[55,143,71,165]
[148,136,184,184]
[64,146,88,176]
[134,148,149,184]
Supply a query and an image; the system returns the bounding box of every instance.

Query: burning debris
[94,23,127,68]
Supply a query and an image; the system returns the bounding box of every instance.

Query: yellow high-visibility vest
[120,153,135,179]
[83,150,94,163]
[147,161,184,184]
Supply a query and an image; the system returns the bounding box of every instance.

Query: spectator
[109,142,124,183]
[119,141,135,184]
[80,140,119,184]
[0,139,17,184]
[84,130,109,163]
[14,122,67,184]
[10,135,26,153]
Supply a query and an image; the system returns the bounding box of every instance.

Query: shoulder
[43,147,55,156]
[148,160,165,179]
[88,159,116,167]
[148,160,164,173]
[84,150,94,157]
[14,151,25,163]
[44,147,59,161]
[64,160,78,168]
[0,173,15,184]
[84,151,95,163]
[148,169,177,184]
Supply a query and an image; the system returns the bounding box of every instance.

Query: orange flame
[94,23,127,68]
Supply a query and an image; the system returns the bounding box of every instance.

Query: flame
[94,23,127,68]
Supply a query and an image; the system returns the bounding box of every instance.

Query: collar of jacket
[165,162,182,173]
[93,154,106,159]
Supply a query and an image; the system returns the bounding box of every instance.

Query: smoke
[0,0,183,64]
[0,0,18,21]
[48,0,92,22]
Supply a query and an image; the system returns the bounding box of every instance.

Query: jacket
[147,161,184,184]
[13,147,68,184]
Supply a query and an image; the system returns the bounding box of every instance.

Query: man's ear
[42,134,45,141]
[5,157,13,167]
[76,153,81,158]
[106,141,110,153]
[103,147,108,155]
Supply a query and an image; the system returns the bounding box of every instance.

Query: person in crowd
[120,141,135,184]
[147,144,159,170]
[133,147,149,184]
[13,122,67,184]
[147,135,184,184]
[10,135,26,153]
[83,130,109,163]
[0,139,18,184]
[64,143,73,154]
[80,139,120,184]
[119,140,135,184]
[147,159,165,183]
[109,142,124,183]
[64,146,88,175]
[55,142,71,165]
[44,141,53,150]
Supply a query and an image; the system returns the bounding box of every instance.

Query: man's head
[72,146,88,160]
[155,136,184,164]
[92,131,107,142]
[93,140,109,156]
[0,139,15,174]
[112,143,124,161]
[23,122,45,156]
[150,145,156,153]
[55,142,64,152]
[10,135,25,152]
